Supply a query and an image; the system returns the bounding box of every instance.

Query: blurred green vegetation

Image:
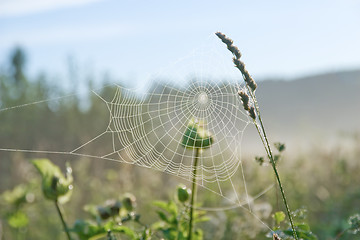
[0,48,360,239]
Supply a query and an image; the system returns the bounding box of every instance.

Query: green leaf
[7,211,29,228]
[193,229,204,240]
[167,201,178,216]
[156,210,169,223]
[32,159,73,203]
[295,222,311,231]
[195,216,210,223]
[151,221,166,230]
[153,201,169,210]
[162,227,179,240]
[153,200,178,216]
[111,225,137,239]
[71,219,104,240]
[273,211,286,225]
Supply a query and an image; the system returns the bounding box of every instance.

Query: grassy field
[1,47,360,240]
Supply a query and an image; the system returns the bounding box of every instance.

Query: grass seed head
[233,57,245,71]
[233,56,257,91]
[217,31,257,92]
[238,90,250,111]
[243,70,257,91]
[249,106,256,120]
[215,32,241,59]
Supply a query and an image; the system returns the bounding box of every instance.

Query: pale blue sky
[1,0,360,87]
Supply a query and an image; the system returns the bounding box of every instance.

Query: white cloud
[0,0,104,17]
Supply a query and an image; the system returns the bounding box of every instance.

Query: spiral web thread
[0,35,274,232]
[70,39,249,200]
[79,80,249,195]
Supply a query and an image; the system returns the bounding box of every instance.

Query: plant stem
[54,200,72,240]
[188,148,200,240]
[246,86,298,240]
[268,148,297,240]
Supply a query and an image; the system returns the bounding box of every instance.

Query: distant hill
[242,70,360,153]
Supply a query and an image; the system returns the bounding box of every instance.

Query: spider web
[0,35,274,232]
[68,36,251,200]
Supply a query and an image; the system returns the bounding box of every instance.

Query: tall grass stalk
[216,31,298,240]
[188,148,200,240]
